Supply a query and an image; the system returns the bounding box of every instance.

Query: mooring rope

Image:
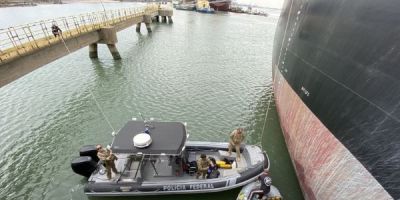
[59,35,116,134]
[260,86,274,149]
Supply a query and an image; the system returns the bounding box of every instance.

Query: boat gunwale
[85,172,262,196]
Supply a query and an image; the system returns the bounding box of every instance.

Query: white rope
[99,0,109,22]
[99,0,107,13]
[260,87,274,149]
[59,36,116,133]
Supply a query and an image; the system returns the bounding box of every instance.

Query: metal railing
[0,4,159,63]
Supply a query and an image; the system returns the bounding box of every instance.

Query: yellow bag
[216,160,232,169]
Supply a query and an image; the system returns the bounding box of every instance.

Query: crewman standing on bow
[96,144,119,180]
[228,127,245,161]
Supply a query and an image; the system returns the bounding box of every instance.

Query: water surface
[0,3,303,199]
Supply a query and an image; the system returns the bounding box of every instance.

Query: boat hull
[85,174,261,196]
[237,182,282,200]
[84,142,268,196]
[196,9,215,14]
[273,0,400,198]
[209,0,230,11]
[273,70,391,199]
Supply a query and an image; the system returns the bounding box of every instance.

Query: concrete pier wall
[0,31,100,87]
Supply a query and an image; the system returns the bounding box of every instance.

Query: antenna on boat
[183,122,189,139]
[139,112,153,128]
[139,112,146,123]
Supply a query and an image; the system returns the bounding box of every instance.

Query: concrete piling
[107,44,121,60]
[145,23,152,33]
[136,23,141,32]
[143,15,152,33]
[89,43,98,58]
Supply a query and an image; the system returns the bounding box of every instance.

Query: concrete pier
[143,15,152,33]
[158,9,173,24]
[98,27,121,60]
[107,44,121,60]
[145,23,152,33]
[136,23,141,32]
[89,43,98,58]
[0,4,174,88]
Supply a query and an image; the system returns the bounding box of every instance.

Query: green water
[0,4,303,200]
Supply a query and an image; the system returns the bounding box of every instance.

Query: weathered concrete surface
[158,9,173,17]
[98,27,118,44]
[0,31,100,87]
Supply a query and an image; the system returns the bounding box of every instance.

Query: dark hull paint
[273,0,400,198]
[273,70,391,199]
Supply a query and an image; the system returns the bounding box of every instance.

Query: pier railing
[0,4,159,63]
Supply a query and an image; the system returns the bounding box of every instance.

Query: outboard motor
[79,145,99,162]
[71,156,97,178]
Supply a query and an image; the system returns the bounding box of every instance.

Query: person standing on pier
[51,24,62,37]
[228,127,245,161]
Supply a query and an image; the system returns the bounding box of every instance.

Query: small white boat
[237,181,282,200]
[71,120,270,196]
[175,3,196,11]
[196,0,215,13]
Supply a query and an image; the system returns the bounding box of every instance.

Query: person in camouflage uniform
[196,154,213,179]
[96,144,119,180]
[228,128,245,161]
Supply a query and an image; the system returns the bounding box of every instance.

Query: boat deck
[89,150,248,183]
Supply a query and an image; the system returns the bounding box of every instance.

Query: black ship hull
[273,0,400,199]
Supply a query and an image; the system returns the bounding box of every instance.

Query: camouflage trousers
[196,169,208,179]
[105,160,118,179]
[228,142,241,159]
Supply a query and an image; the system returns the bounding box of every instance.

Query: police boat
[71,120,269,196]
[237,181,282,200]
